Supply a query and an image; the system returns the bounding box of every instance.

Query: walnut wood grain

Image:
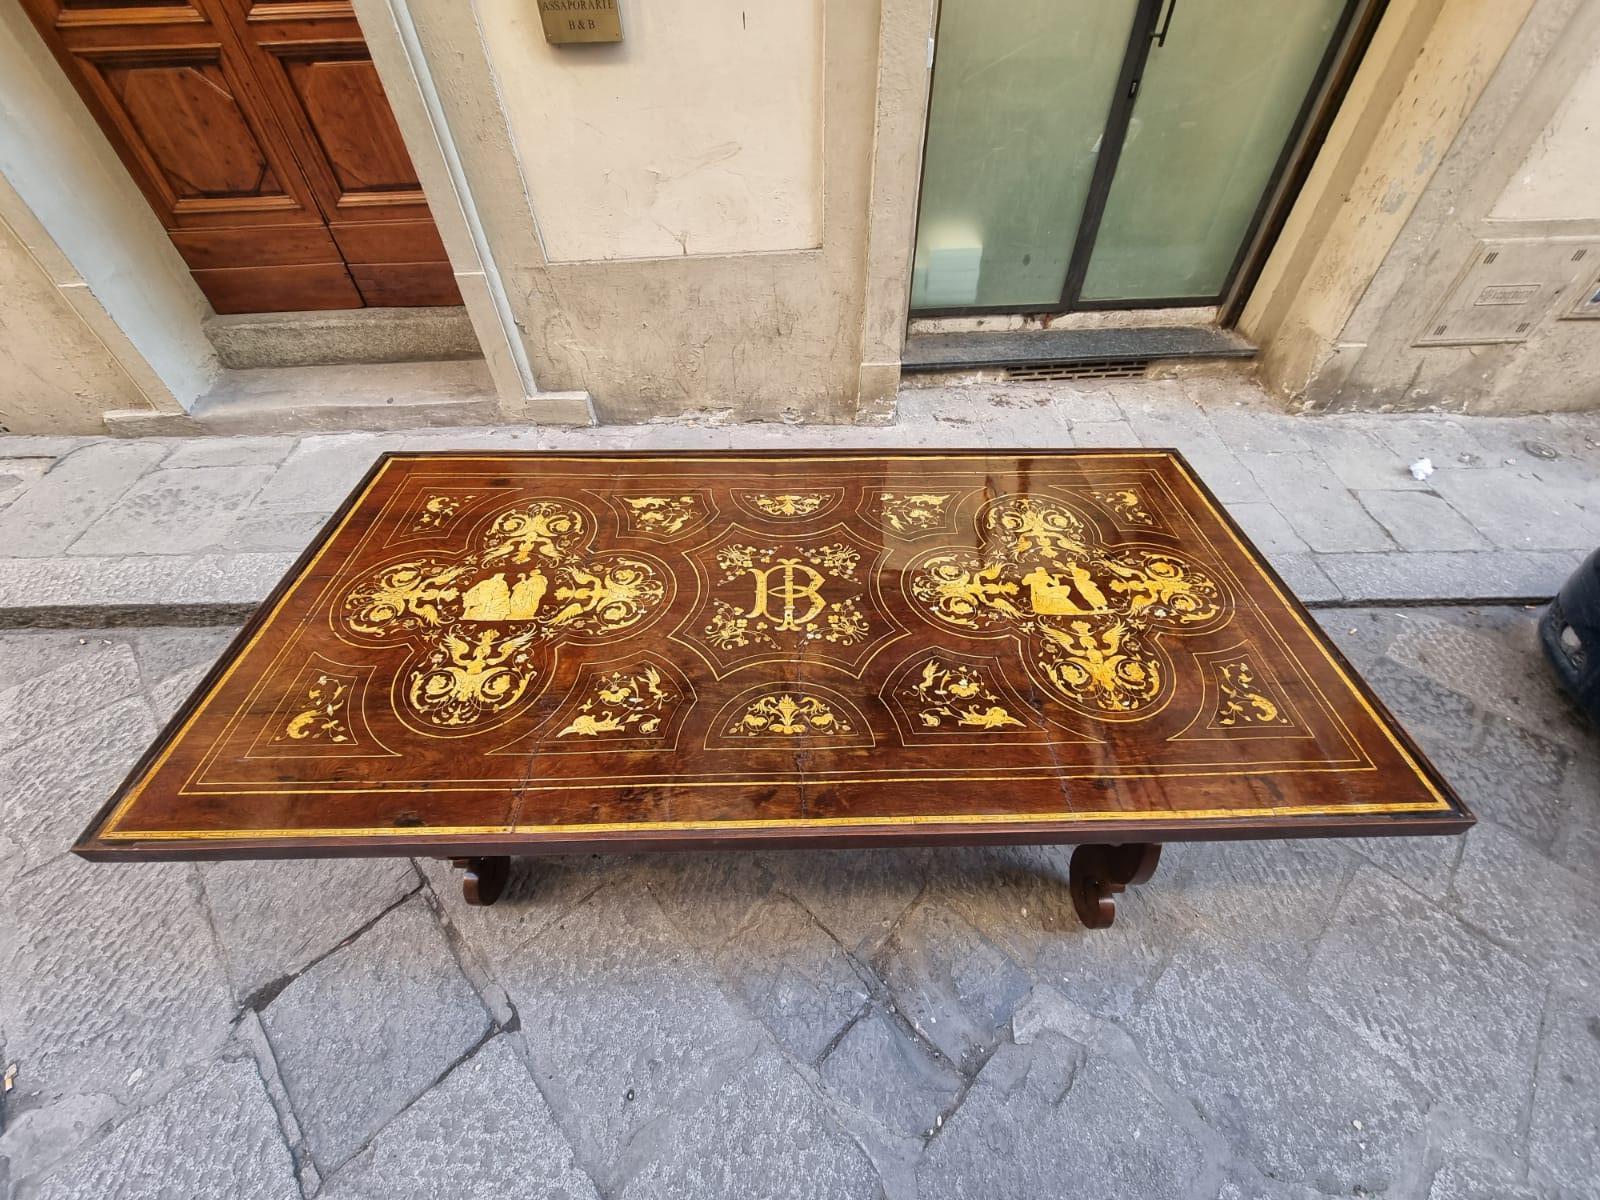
[74,451,1473,872]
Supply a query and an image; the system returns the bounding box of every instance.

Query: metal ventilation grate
[1004,358,1150,382]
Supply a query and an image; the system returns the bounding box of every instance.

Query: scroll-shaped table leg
[451,855,510,906]
[1069,843,1161,929]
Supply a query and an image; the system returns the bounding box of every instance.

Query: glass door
[911,0,1360,316]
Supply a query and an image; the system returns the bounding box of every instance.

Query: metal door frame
[909,0,1382,322]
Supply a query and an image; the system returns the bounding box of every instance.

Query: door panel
[21,0,458,312]
[282,57,420,193]
[104,61,282,199]
[910,0,1143,310]
[1079,0,1348,303]
[219,0,458,307]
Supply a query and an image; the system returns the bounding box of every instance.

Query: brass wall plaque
[538,0,622,44]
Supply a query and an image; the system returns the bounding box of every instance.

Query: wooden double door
[23,0,461,313]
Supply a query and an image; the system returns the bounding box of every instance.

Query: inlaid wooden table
[76,450,1471,926]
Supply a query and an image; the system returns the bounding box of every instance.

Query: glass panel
[1080,0,1348,303]
[910,0,1140,311]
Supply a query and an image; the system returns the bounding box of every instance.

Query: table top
[77,449,1471,860]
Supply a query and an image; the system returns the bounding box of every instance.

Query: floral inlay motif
[904,658,1024,730]
[410,493,474,533]
[556,665,678,738]
[619,495,699,537]
[1091,488,1154,526]
[1212,659,1290,728]
[724,692,854,737]
[750,493,829,518]
[339,501,667,732]
[277,672,354,744]
[908,495,1226,718]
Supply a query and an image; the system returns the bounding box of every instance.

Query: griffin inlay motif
[556,665,678,738]
[908,495,1227,718]
[903,657,1024,730]
[619,495,699,537]
[880,492,953,534]
[338,500,668,733]
[1211,658,1291,728]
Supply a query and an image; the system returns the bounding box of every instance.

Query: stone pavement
[0,370,1596,623]
[1,372,1599,1199]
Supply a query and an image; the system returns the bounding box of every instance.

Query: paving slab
[1305,868,1543,1129]
[1241,451,1396,551]
[1429,1155,1552,1200]
[1357,489,1492,551]
[0,639,143,755]
[0,858,235,1171]
[1527,988,1600,1193]
[27,1058,300,1200]
[0,693,158,875]
[615,1041,881,1200]
[759,847,931,956]
[0,440,168,557]
[1452,821,1600,992]
[0,455,50,512]
[1429,468,1600,551]
[161,435,297,470]
[68,465,277,556]
[322,1035,600,1200]
[201,856,421,1001]
[917,1017,1209,1200]
[1127,947,1422,1193]
[496,879,768,1188]
[872,898,1033,1073]
[708,892,872,1064]
[0,552,296,623]
[258,895,491,1172]
[820,1005,963,1141]
[1316,549,1580,602]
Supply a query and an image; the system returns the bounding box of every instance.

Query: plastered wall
[0,207,150,434]
[1248,0,1600,415]
[392,0,930,423]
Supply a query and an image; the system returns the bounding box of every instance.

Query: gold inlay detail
[556,665,678,738]
[909,495,1226,718]
[339,500,667,732]
[725,692,855,737]
[619,495,698,536]
[278,672,353,744]
[701,541,869,650]
[1213,659,1291,728]
[905,658,1023,730]
[410,492,474,532]
[751,492,829,517]
[1092,487,1154,526]
[880,492,953,534]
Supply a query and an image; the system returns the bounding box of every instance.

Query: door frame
[908,0,1387,322]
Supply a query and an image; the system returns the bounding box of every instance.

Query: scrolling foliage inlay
[338,500,668,733]
[908,496,1228,718]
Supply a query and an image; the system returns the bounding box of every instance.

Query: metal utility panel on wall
[1416,240,1598,346]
